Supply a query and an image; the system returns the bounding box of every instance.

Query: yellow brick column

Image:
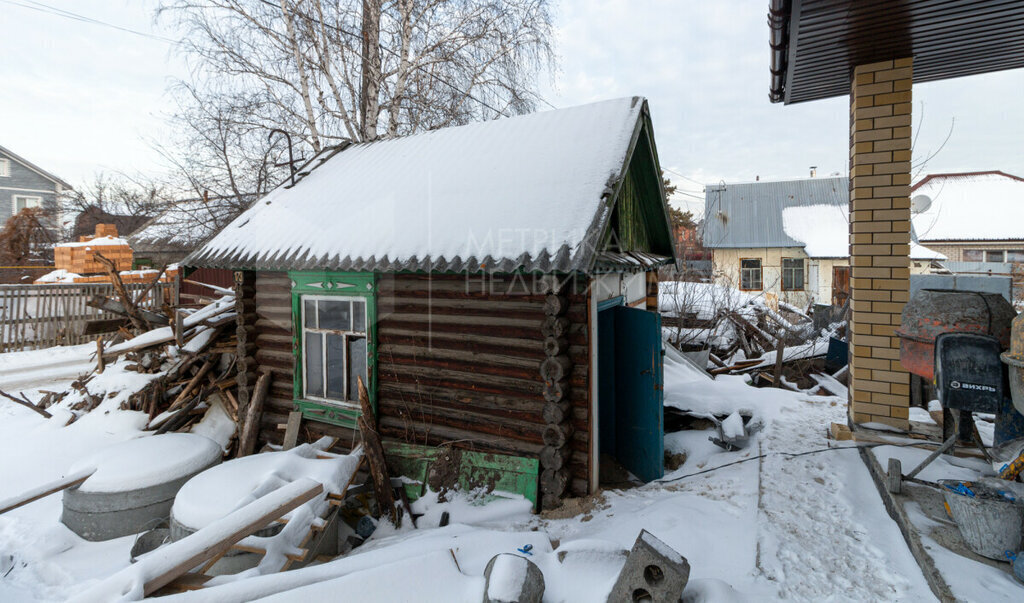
[848,58,913,430]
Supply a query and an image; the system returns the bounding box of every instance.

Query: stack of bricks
[848,58,913,431]
[53,224,133,275]
[70,266,179,284]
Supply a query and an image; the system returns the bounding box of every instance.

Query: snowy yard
[0,342,1010,602]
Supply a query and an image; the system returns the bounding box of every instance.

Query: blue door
[598,305,664,482]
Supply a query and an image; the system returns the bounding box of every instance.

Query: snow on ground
[0,343,1002,601]
[0,343,95,391]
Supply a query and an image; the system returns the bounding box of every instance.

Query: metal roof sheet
[701,177,847,249]
[186,97,668,275]
[769,0,1024,105]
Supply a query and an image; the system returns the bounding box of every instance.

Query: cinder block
[607,530,689,603]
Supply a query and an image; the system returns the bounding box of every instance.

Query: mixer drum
[895,289,1015,380]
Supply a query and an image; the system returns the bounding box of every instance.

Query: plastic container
[940,479,1024,560]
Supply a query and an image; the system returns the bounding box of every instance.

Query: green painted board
[383,442,540,510]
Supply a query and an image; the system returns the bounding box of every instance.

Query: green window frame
[290,271,376,428]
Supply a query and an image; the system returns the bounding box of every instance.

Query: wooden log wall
[376,274,592,504]
[241,271,360,452]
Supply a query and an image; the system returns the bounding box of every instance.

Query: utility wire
[663,166,707,187]
[655,440,927,484]
[3,0,178,44]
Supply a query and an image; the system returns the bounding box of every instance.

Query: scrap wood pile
[660,281,849,391]
[5,272,247,441]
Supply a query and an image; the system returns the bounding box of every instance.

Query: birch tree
[157,0,554,192]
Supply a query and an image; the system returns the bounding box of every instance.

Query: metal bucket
[1001,312,1024,416]
[940,479,1024,560]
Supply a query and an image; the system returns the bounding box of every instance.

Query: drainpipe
[768,0,790,103]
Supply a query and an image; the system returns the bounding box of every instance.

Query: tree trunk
[359,0,382,141]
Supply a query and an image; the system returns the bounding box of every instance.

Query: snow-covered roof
[58,236,128,248]
[703,177,942,260]
[703,177,847,250]
[782,204,944,260]
[187,97,671,274]
[911,171,1024,241]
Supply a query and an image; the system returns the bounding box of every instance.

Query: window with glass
[740,259,762,290]
[963,249,984,261]
[985,250,1006,263]
[0,158,9,177]
[1007,250,1024,263]
[12,195,41,214]
[301,296,368,406]
[781,258,805,291]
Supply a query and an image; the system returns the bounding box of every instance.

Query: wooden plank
[238,371,271,457]
[141,479,323,597]
[282,411,302,450]
[357,376,398,525]
[81,317,129,336]
[0,468,96,515]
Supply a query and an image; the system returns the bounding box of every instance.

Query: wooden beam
[142,479,323,597]
[282,411,302,450]
[238,371,271,457]
[0,468,95,515]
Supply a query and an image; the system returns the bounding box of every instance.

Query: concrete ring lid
[64,433,223,511]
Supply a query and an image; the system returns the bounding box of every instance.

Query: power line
[2,0,177,44]
[663,166,706,187]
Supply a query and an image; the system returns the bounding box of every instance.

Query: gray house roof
[0,144,72,190]
[702,177,847,250]
[186,97,675,274]
[701,176,943,260]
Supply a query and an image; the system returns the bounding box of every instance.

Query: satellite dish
[911,194,932,214]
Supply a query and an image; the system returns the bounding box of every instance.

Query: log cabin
[185,97,677,508]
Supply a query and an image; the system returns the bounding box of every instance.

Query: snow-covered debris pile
[659,280,827,363]
[1,292,243,444]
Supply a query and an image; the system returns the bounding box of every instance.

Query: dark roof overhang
[769,0,1024,104]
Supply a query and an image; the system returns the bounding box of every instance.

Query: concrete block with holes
[606,530,689,603]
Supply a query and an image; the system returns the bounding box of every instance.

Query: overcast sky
[3,0,1023,217]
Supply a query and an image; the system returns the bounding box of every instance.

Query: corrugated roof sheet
[593,250,672,273]
[702,177,848,249]
[186,97,656,274]
[702,176,943,260]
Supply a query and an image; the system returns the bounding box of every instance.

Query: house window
[0,158,9,177]
[740,259,762,291]
[1007,250,1024,263]
[963,249,983,261]
[985,250,1006,263]
[301,295,368,407]
[12,195,42,214]
[781,258,805,291]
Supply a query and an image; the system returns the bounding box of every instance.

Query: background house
[128,196,250,268]
[0,144,71,220]
[911,170,1024,266]
[702,177,942,309]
